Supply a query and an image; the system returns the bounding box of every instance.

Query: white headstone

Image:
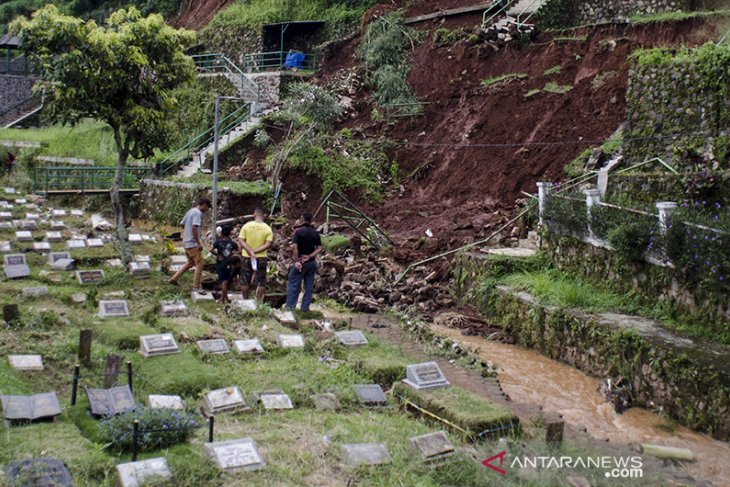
[98,300,129,318]
[335,330,369,347]
[403,362,450,390]
[70,210,84,217]
[0,241,10,252]
[3,254,30,279]
[203,386,249,415]
[48,252,71,265]
[116,458,171,487]
[147,394,185,410]
[257,391,293,410]
[159,301,187,317]
[340,443,392,467]
[129,261,151,278]
[128,234,143,244]
[273,310,297,325]
[0,222,12,230]
[408,431,455,461]
[50,221,66,230]
[205,439,265,472]
[86,238,104,248]
[231,299,257,311]
[20,220,37,230]
[0,211,12,221]
[50,258,75,271]
[170,255,187,265]
[45,231,63,242]
[191,290,215,301]
[51,209,67,217]
[139,333,180,357]
[25,213,40,221]
[133,255,151,263]
[8,354,44,371]
[67,239,86,249]
[33,242,51,251]
[277,333,305,349]
[22,286,49,298]
[15,230,33,241]
[196,339,230,355]
[4,187,16,194]
[232,339,265,355]
[106,259,124,268]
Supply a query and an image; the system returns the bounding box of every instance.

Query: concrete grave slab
[0,211,11,220]
[48,252,71,264]
[1,392,62,422]
[45,231,63,242]
[50,258,75,271]
[3,254,30,279]
[22,286,49,298]
[116,458,171,487]
[148,394,185,410]
[98,300,129,318]
[33,241,51,251]
[72,293,87,304]
[159,300,188,317]
[196,339,230,354]
[20,220,37,230]
[192,290,215,301]
[8,354,44,371]
[77,270,105,284]
[6,458,72,487]
[139,333,180,357]
[203,386,249,415]
[0,222,12,230]
[408,431,455,461]
[3,187,16,194]
[50,221,66,230]
[403,362,450,390]
[25,213,40,220]
[86,385,136,416]
[133,255,151,263]
[231,299,257,311]
[205,438,265,472]
[128,234,143,244]
[340,443,392,467]
[67,239,86,249]
[353,384,388,407]
[311,393,340,411]
[232,339,265,355]
[257,391,293,410]
[335,330,369,347]
[277,333,305,349]
[51,209,67,217]
[129,261,151,278]
[273,310,297,325]
[70,209,84,217]
[0,240,10,252]
[86,238,104,248]
[15,230,33,241]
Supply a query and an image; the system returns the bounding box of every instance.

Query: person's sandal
[167,279,179,286]
[193,288,206,295]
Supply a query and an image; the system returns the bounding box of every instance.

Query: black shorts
[216,261,232,282]
[241,258,268,286]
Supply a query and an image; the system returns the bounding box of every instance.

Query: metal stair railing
[482,0,518,30]
[157,103,253,175]
[241,51,318,72]
[32,166,152,196]
[515,0,543,28]
[191,53,260,102]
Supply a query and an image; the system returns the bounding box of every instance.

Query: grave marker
[22,286,49,298]
[3,187,15,194]
[67,239,86,249]
[335,330,369,347]
[129,261,151,278]
[0,240,10,252]
[232,339,264,355]
[0,211,11,220]
[25,213,40,220]
[148,394,185,410]
[403,362,450,390]
[408,431,455,461]
[196,339,230,355]
[1,392,62,423]
[49,252,71,264]
[33,241,51,251]
[116,458,171,487]
[20,220,37,230]
[128,234,143,244]
[86,238,104,248]
[70,209,84,217]
[203,386,249,415]
[15,230,33,241]
[106,258,124,268]
[277,333,305,349]
[255,391,294,410]
[72,293,87,304]
[170,255,187,265]
[191,290,215,301]
[51,220,66,230]
[133,255,151,263]
[0,222,12,229]
[98,300,130,318]
[16,198,27,204]
[340,443,392,467]
[86,385,136,416]
[139,333,180,357]
[231,299,257,311]
[273,310,297,325]
[6,458,72,487]
[159,300,187,317]
[311,393,340,411]
[8,354,44,371]
[205,438,266,472]
[52,209,67,217]
[3,254,30,279]
[50,258,75,271]
[45,231,63,242]
[77,270,105,284]
[353,384,388,407]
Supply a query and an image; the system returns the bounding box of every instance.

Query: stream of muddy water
[432,324,730,486]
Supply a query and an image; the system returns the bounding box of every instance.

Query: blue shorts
[216,262,232,282]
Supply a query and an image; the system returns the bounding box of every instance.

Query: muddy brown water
[432,324,730,487]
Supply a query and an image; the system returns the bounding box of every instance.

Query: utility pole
[211,94,221,239]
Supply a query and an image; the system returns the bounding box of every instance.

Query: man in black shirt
[285,212,322,312]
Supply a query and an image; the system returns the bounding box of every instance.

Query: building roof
[0,33,20,49]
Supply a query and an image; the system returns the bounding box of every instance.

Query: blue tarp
[284,52,306,69]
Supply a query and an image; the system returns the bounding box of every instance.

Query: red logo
[482,451,507,475]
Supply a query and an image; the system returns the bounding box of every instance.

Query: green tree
[11,5,195,262]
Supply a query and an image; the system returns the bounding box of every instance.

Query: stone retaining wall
[0,75,37,111]
[577,0,686,23]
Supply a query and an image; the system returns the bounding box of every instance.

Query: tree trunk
[111,127,133,265]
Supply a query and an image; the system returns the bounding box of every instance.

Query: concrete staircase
[506,0,546,16]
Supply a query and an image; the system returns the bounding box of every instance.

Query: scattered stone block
[45,231,63,242]
[311,393,340,411]
[140,333,180,357]
[408,431,455,462]
[203,386,249,415]
[86,385,136,417]
[196,338,230,355]
[67,239,86,249]
[1,392,62,422]
[255,390,293,410]
[273,310,297,325]
[116,458,171,487]
[159,300,187,317]
[232,339,265,355]
[353,384,388,407]
[8,354,44,371]
[77,269,105,284]
[6,458,72,487]
[3,254,30,279]
[403,362,450,390]
[33,241,51,251]
[15,230,33,241]
[205,438,265,472]
[340,443,392,467]
[335,330,369,347]
[22,286,49,298]
[148,394,185,410]
[277,333,305,349]
[98,300,130,318]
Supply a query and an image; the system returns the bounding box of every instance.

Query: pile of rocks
[482,15,534,46]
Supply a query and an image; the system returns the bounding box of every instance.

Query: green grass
[0,121,119,165]
[543,81,573,94]
[629,8,730,25]
[543,65,562,76]
[167,173,272,197]
[552,35,588,42]
[481,72,528,87]
[524,88,541,99]
[322,234,350,252]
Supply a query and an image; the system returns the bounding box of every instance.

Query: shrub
[283,82,344,129]
[99,407,199,452]
[607,220,653,262]
[433,27,456,46]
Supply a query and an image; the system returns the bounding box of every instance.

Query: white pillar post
[584,189,601,239]
[537,182,553,228]
[656,201,677,237]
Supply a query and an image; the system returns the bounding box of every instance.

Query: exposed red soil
[172,0,236,29]
[313,15,718,245]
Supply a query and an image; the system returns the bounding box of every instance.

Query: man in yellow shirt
[238,208,274,302]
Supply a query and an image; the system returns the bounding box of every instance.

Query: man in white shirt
[168,197,211,293]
